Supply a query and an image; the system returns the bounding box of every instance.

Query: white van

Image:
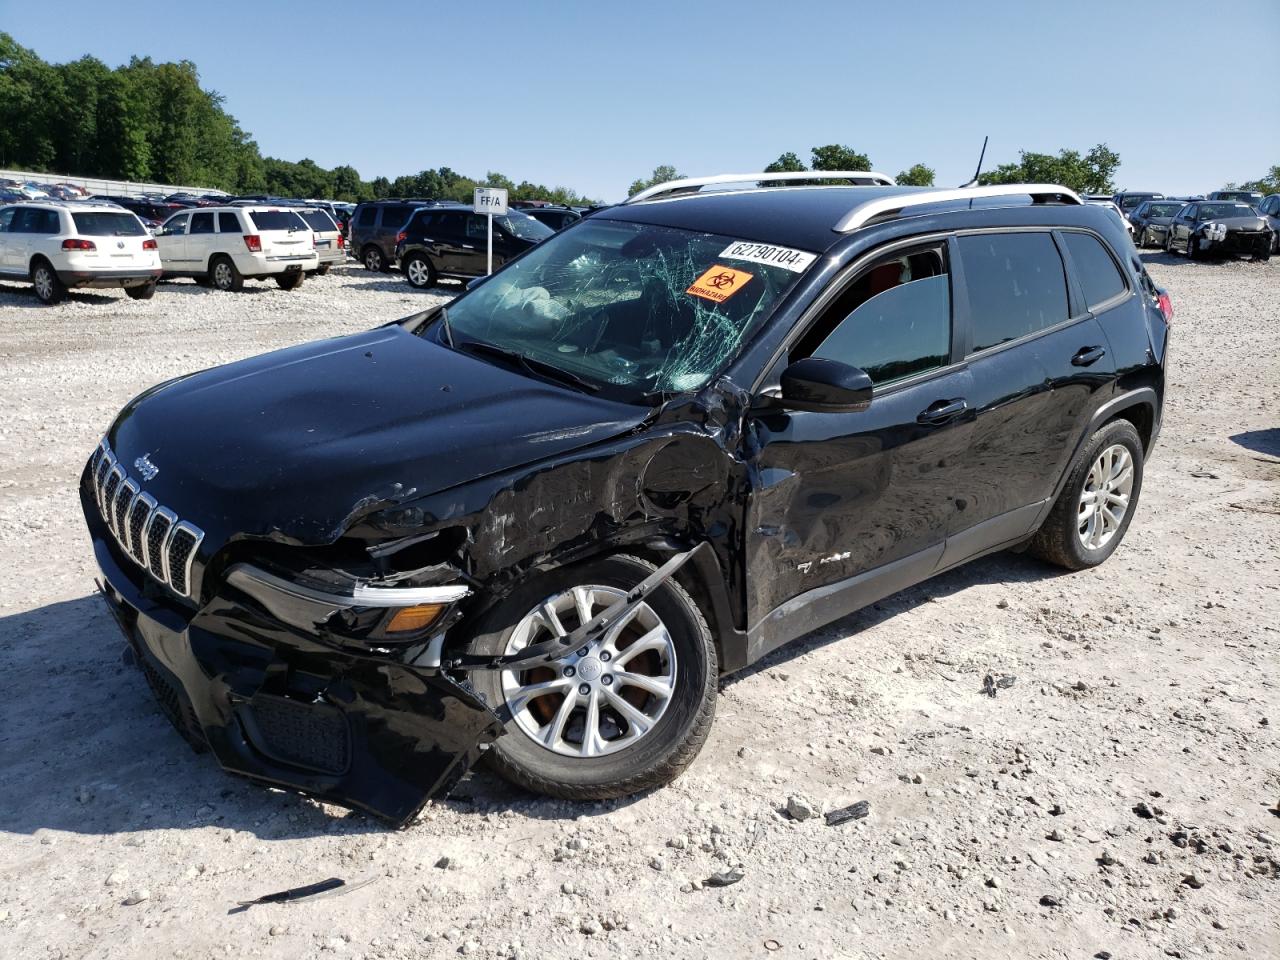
[155,206,319,291]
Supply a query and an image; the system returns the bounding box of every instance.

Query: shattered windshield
[436,219,810,399]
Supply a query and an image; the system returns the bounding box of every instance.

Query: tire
[125,280,157,300]
[465,554,717,801]
[209,256,243,292]
[362,245,386,272]
[403,252,435,289]
[31,259,66,304]
[1163,230,1173,254]
[1185,230,1198,260]
[316,263,331,276]
[1028,419,1145,571]
[1138,227,1151,249]
[275,271,304,291]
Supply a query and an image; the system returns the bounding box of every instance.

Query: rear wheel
[1029,419,1144,571]
[31,259,66,304]
[316,263,331,276]
[125,280,157,300]
[275,271,304,291]
[362,245,386,272]
[403,253,435,289]
[466,554,716,800]
[209,256,243,292]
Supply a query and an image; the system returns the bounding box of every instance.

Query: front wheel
[465,554,716,800]
[1028,419,1144,571]
[403,253,435,289]
[275,271,304,291]
[1185,231,1199,260]
[1137,227,1150,249]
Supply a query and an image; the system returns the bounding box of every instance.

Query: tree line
[629,142,1127,196]
[0,33,594,203]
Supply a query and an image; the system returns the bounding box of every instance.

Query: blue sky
[2,0,1277,200]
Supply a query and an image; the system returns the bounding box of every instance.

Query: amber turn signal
[385,603,446,634]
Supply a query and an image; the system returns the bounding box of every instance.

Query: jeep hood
[106,326,648,546]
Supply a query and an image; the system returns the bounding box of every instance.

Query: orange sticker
[686,265,754,303]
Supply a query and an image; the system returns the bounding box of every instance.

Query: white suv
[155,206,319,292]
[0,201,162,304]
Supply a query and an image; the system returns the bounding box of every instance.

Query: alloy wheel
[406,258,430,287]
[33,267,53,300]
[214,262,233,289]
[1077,443,1134,551]
[500,585,677,758]
[365,249,382,271]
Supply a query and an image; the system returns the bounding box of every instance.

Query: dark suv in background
[350,199,438,272]
[395,203,553,287]
[524,205,582,231]
[82,174,1169,825]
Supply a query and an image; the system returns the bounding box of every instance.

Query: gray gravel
[1,255,1278,959]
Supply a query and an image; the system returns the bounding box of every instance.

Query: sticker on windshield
[687,265,754,304]
[719,241,817,274]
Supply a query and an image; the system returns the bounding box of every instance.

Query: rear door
[376,204,411,259]
[0,206,21,273]
[433,212,471,274]
[940,230,1115,563]
[186,210,218,272]
[247,209,312,263]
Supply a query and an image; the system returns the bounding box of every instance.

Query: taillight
[337,233,345,248]
[61,238,96,251]
[1156,291,1173,323]
[244,235,262,252]
[142,238,157,250]
[396,231,406,245]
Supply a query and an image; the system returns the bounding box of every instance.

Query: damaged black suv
[83,172,1170,826]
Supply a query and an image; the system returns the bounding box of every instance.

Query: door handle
[917,398,969,424]
[1071,345,1107,367]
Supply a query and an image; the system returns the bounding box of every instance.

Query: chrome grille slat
[90,442,204,599]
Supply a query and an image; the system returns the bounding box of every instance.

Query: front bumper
[85,493,503,826]
[1201,230,1273,256]
[57,267,162,289]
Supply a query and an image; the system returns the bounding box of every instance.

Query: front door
[744,240,973,653]
[155,212,190,270]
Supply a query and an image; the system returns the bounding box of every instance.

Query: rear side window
[357,206,376,227]
[249,211,307,232]
[14,208,61,234]
[379,205,409,228]
[299,210,337,232]
[796,245,951,386]
[408,211,437,231]
[436,212,466,237]
[958,233,1069,353]
[190,211,215,234]
[218,212,241,233]
[1062,232,1127,310]
[71,212,146,236]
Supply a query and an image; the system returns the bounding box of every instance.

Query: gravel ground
[0,255,1277,960]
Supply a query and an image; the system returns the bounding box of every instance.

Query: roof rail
[624,170,896,204]
[833,184,1082,233]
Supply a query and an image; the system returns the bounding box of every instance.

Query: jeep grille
[90,441,204,598]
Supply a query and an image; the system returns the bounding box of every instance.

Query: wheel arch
[1050,387,1157,503]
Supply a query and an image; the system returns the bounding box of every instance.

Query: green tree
[627,164,682,197]
[896,163,935,186]
[1225,164,1280,195]
[810,144,872,171]
[979,144,1120,194]
[764,151,806,173]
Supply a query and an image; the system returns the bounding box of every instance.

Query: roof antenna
[960,136,989,188]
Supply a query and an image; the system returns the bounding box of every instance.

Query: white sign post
[473,187,509,275]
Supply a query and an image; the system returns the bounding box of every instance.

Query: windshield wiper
[438,307,454,348]
[457,339,600,393]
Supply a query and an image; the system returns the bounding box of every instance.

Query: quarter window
[1062,232,1127,310]
[957,233,1069,353]
[795,245,951,387]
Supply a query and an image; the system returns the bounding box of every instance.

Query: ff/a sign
[474,186,508,216]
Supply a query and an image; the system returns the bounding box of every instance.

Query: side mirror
[778,357,873,412]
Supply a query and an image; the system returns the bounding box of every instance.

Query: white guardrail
[1,168,227,198]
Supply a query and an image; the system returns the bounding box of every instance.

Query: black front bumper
[89,512,503,827]
[1206,231,1273,256]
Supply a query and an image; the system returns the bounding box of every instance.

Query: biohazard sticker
[719,241,817,274]
[687,265,754,303]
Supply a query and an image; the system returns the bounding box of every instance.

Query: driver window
[791,244,952,387]
[0,208,14,232]
[161,214,189,236]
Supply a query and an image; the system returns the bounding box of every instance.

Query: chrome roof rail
[624,170,896,204]
[833,184,1082,232]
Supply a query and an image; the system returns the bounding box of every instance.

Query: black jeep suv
[82,175,1169,826]
[396,204,554,288]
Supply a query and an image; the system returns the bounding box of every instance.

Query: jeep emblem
[134,454,159,481]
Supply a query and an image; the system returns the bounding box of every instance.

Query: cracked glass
[438,219,810,400]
